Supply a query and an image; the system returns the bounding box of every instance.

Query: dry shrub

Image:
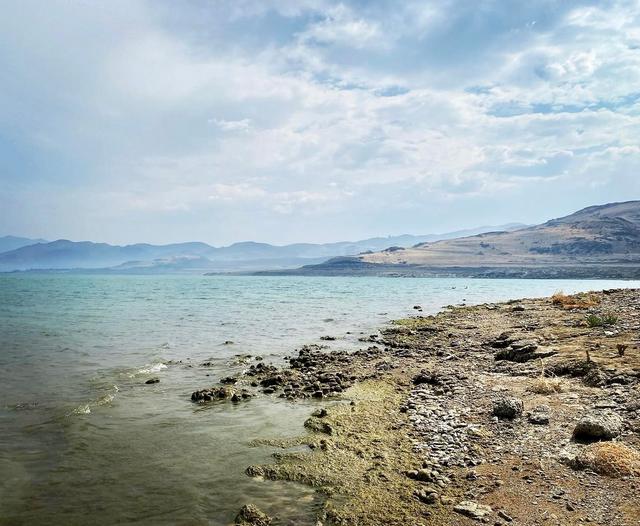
[573,442,640,477]
[528,377,563,394]
[552,291,600,310]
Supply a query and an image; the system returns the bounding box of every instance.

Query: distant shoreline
[253,258,640,280]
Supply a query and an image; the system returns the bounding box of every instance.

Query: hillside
[0,224,525,272]
[267,201,640,279]
[0,235,47,253]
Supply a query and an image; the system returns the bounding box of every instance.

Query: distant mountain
[0,224,526,272]
[0,235,47,253]
[262,201,640,279]
[0,240,214,271]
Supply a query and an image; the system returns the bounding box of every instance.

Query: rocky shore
[194,289,640,525]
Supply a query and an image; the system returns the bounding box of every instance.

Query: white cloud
[1,0,639,243]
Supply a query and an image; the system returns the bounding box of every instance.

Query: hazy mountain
[0,224,526,272]
[264,201,640,279]
[0,236,47,253]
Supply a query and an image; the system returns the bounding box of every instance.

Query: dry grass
[552,291,600,310]
[527,376,564,394]
[573,442,640,477]
[528,360,564,394]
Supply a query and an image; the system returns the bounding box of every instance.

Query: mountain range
[0,224,526,273]
[260,201,640,279]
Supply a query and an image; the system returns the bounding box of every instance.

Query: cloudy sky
[1,0,639,245]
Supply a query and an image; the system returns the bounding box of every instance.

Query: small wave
[72,404,91,415]
[6,401,39,411]
[139,362,167,374]
[128,362,168,377]
[95,393,115,406]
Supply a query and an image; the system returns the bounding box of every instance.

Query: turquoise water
[1,274,638,525]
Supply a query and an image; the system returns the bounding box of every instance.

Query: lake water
[1,274,638,525]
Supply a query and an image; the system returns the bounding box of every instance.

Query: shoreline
[225,289,640,525]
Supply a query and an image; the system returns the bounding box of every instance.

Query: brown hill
[263,201,640,278]
[361,200,640,268]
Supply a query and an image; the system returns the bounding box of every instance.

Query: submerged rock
[234,504,272,526]
[145,378,160,384]
[191,386,252,403]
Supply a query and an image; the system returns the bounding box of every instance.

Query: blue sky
[1,0,639,245]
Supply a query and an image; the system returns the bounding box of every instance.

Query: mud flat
[195,289,640,526]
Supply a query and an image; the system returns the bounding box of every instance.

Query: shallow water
[1,274,638,525]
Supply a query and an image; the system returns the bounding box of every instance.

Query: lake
[1,274,638,525]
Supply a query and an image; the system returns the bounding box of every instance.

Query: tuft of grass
[572,442,640,477]
[528,360,563,394]
[552,291,600,310]
[528,377,563,394]
[586,313,618,327]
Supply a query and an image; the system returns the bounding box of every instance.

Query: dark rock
[492,397,524,419]
[235,504,272,526]
[583,368,609,387]
[528,405,550,425]
[191,386,252,403]
[489,332,514,348]
[145,378,160,384]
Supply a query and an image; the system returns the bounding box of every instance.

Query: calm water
[1,274,638,525]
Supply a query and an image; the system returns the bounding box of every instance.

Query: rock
[573,411,623,441]
[498,510,513,522]
[414,488,438,504]
[492,397,524,419]
[412,370,442,386]
[312,408,328,418]
[528,405,550,425]
[191,386,252,403]
[583,368,609,387]
[320,335,336,341]
[454,500,493,520]
[494,339,556,362]
[489,332,515,348]
[145,378,160,384]
[304,417,333,435]
[235,504,272,526]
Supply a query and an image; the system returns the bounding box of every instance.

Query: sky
[1,0,639,246]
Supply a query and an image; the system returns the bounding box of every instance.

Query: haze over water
[1,274,638,525]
